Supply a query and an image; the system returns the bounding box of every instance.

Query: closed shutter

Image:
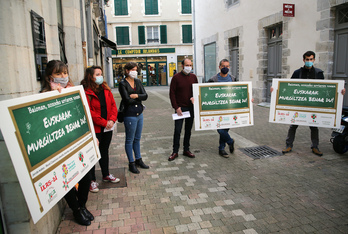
[116,26,129,45]
[138,26,145,45]
[181,0,191,14]
[145,0,158,15]
[115,0,128,16]
[182,25,192,43]
[160,25,167,44]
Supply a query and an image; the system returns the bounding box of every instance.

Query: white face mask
[183,66,192,74]
[129,70,137,79]
[53,77,69,87]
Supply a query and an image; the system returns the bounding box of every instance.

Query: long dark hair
[40,60,72,92]
[80,66,111,93]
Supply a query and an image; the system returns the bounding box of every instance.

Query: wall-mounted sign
[283,3,295,17]
[269,79,345,128]
[30,11,47,81]
[0,86,100,223]
[112,48,175,55]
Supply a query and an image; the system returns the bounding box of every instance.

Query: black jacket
[291,66,324,79]
[118,78,148,116]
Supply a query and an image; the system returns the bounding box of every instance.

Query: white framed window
[147,26,159,44]
[226,0,239,7]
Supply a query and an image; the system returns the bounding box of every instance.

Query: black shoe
[229,141,235,153]
[135,158,149,169]
[73,209,91,226]
[129,162,140,174]
[80,207,94,221]
[219,150,229,158]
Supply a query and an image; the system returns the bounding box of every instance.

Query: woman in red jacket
[81,66,119,193]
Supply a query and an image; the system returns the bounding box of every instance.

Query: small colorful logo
[233,115,238,123]
[78,152,86,167]
[62,164,69,190]
[290,112,299,123]
[311,114,317,122]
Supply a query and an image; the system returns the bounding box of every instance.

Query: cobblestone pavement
[57,86,348,234]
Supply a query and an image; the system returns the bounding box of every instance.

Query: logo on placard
[311,114,317,123]
[47,187,57,203]
[78,152,87,167]
[62,164,69,190]
[39,171,58,192]
[233,115,238,123]
[291,112,299,123]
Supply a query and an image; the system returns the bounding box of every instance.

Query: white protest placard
[269,79,345,128]
[193,82,253,130]
[0,86,100,223]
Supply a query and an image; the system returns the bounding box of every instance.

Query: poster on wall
[269,79,345,128]
[0,86,100,224]
[193,82,254,131]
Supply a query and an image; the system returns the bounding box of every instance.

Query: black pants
[64,171,91,211]
[90,130,113,180]
[173,106,194,153]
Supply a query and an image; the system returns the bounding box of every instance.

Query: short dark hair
[303,51,316,59]
[182,58,191,66]
[219,59,229,66]
[124,62,138,76]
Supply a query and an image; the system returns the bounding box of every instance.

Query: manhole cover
[240,145,282,159]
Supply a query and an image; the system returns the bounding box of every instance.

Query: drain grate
[240,145,282,159]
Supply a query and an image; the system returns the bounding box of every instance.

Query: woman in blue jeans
[119,62,149,174]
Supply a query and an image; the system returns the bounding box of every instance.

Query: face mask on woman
[95,76,103,85]
[53,77,69,88]
[129,71,137,79]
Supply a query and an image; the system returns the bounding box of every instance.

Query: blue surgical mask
[305,61,313,68]
[95,76,103,85]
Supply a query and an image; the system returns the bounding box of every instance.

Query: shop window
[229,37,239,81]
[114,0,128,16]
[182,25,192,43]
[181,0,191,14]
[147,26,159,44]
[160,25,167,44]
[116,26,130,45]
[145,0,158,15]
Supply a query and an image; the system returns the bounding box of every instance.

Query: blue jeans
[124,114,143,163]
[217,129,234,150]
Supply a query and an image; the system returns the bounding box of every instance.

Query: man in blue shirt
[208,59,236,157]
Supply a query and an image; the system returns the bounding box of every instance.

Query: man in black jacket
[282,51,325,156]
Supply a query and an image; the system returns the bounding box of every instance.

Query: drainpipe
[192,0,198,82]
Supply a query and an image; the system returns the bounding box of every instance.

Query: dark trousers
[285,125,319,148]
[64,171,91,211]
[91,130,113,180]
[173,106,194,153]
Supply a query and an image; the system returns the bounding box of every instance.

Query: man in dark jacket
[283,51,324,156]
[168,58,198,161]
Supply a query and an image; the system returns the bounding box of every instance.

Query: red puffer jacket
[85,88,118,133]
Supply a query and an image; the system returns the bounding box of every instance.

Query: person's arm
[86,93,108,128]
[119,81,137,105]
[136,79,148,101]
[169,77,179,110]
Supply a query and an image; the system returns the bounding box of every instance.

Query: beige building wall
[0,0,106,233]
[105,0,193,85]
[194,0,348,103]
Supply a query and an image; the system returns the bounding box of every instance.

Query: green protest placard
[0,86,100,223]
[200,84,249,111]
[269,79,345,128]
[10,92,90,169]
[193,82,253,131]
[277,81,337,108]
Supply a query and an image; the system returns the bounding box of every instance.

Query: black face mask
[221,67,229,74]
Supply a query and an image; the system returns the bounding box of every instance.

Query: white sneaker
[89,181,99,193]
[103,174,120,183]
